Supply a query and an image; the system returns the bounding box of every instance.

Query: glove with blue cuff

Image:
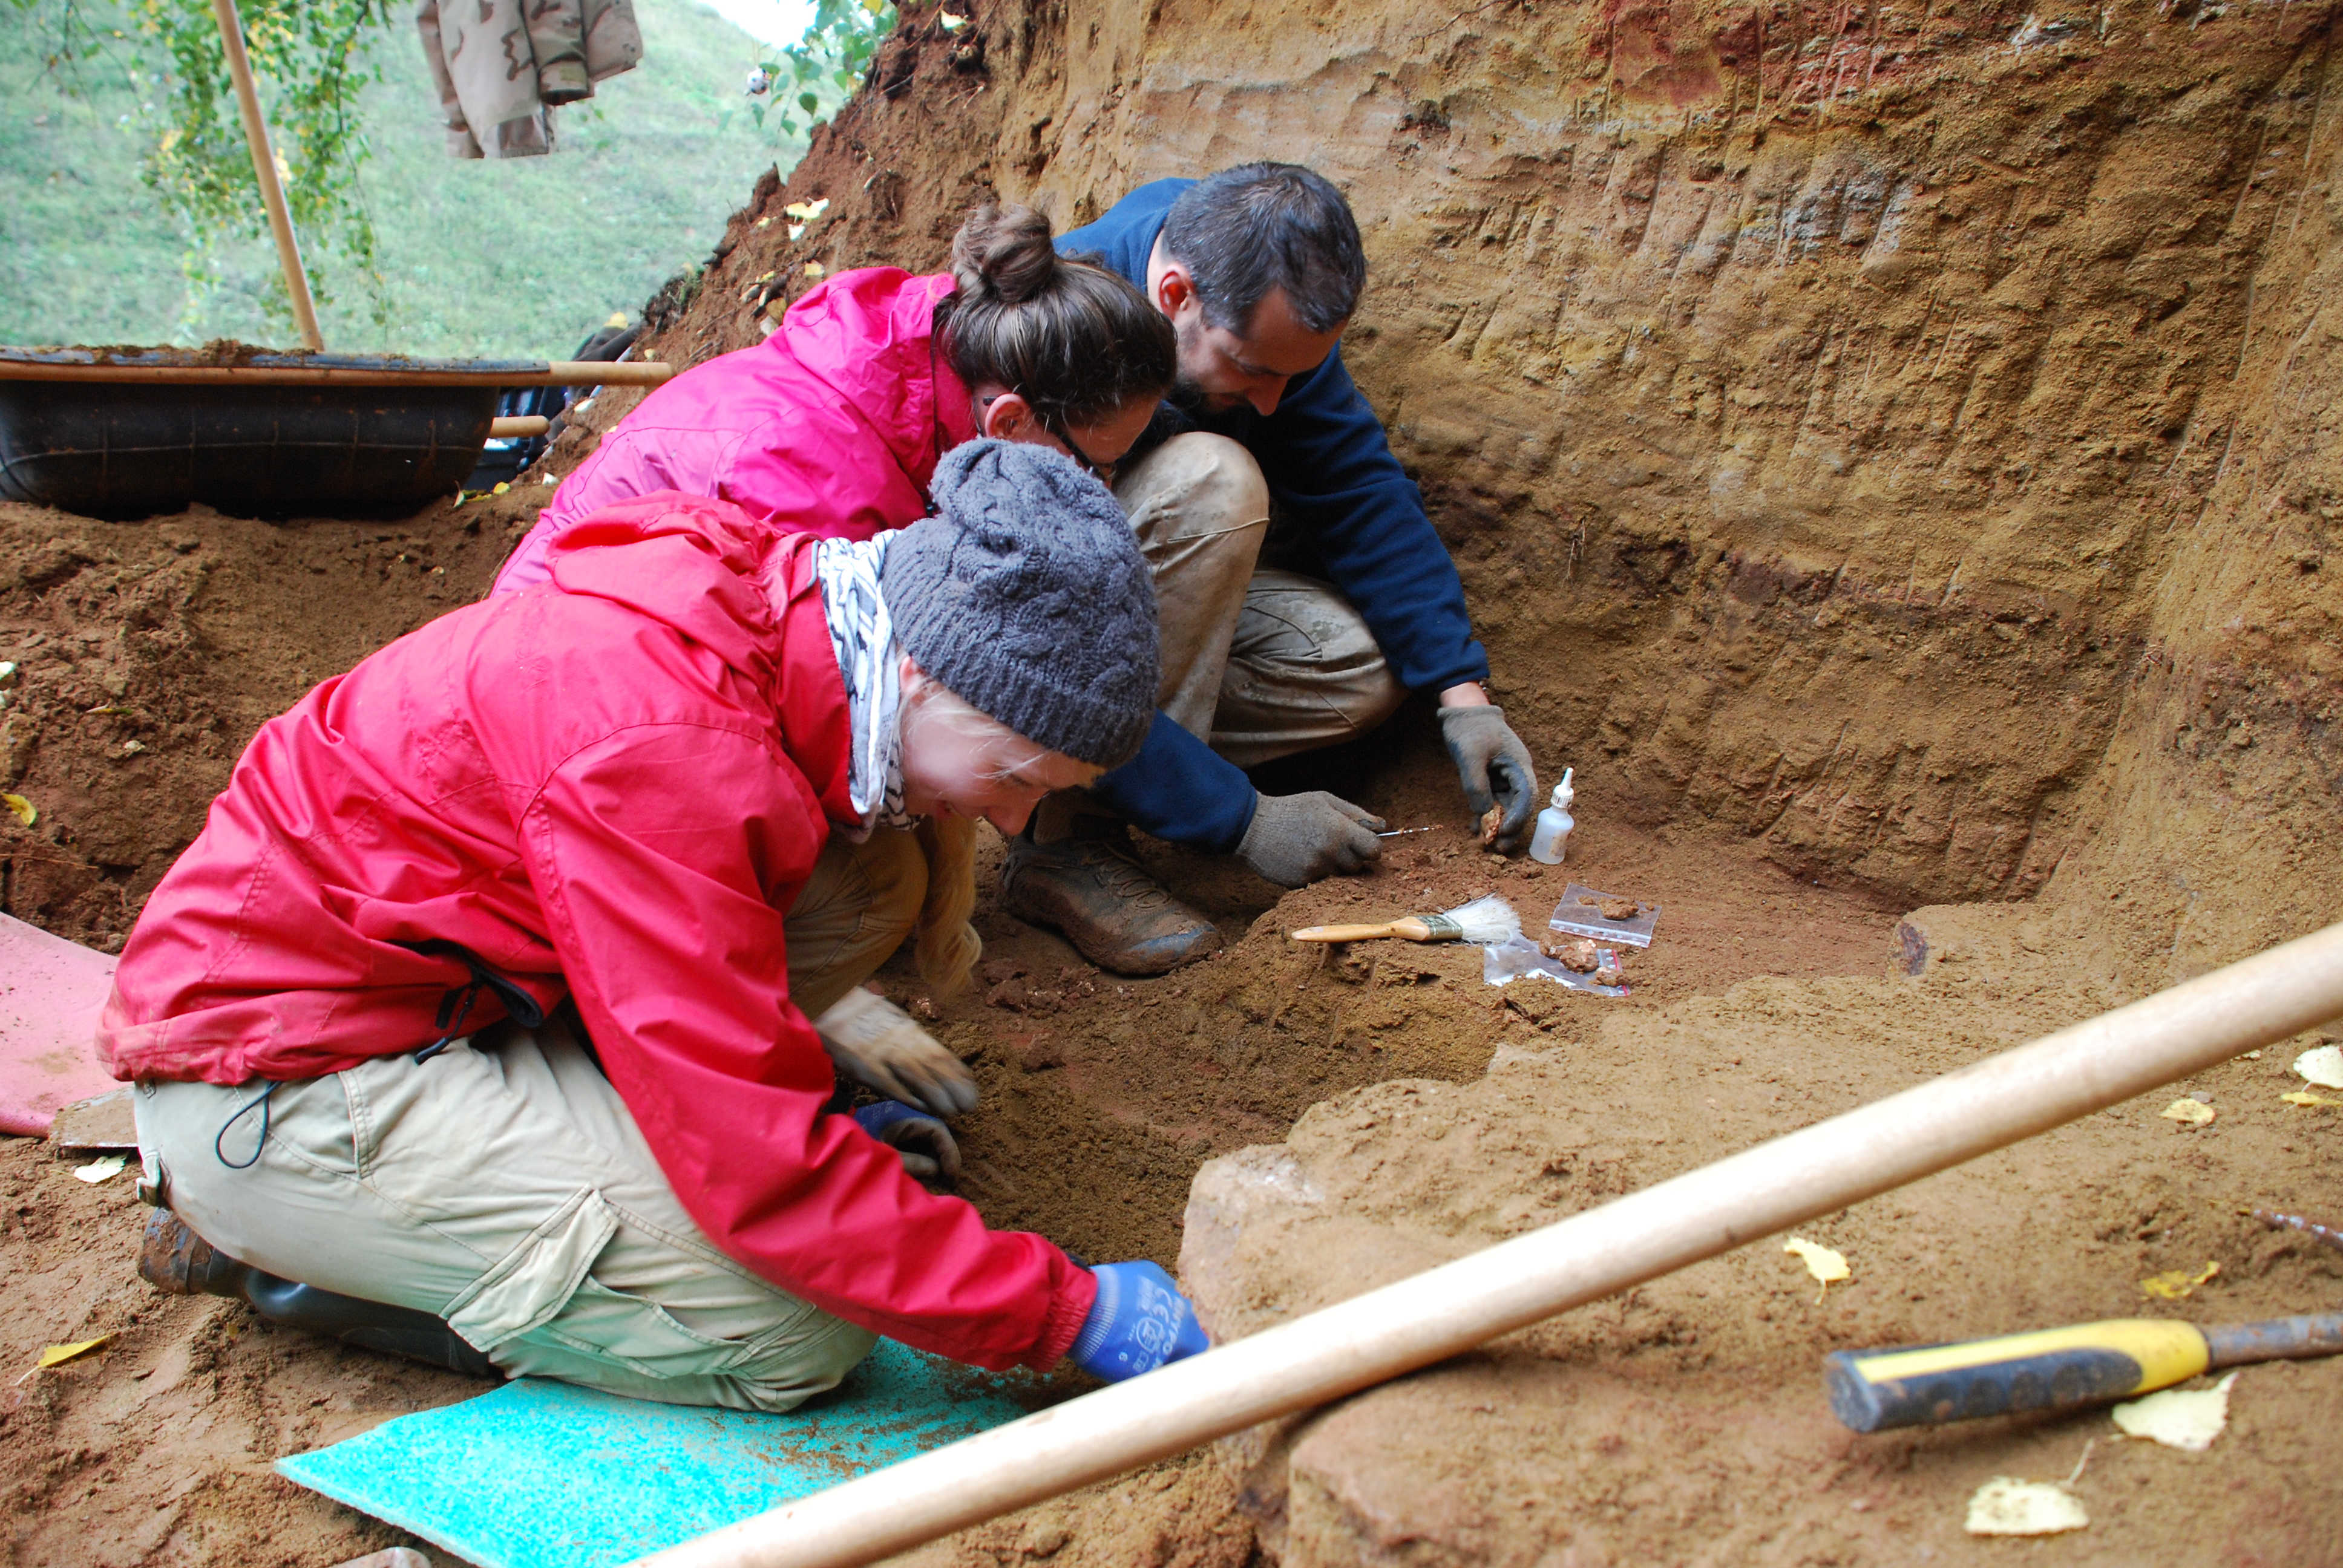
[852,1100,962,1182]
[1067,1260,1209,1382]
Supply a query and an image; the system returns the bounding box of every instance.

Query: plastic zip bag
[1483,936,1628,996]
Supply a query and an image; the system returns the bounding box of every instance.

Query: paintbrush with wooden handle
[1291,895,1522,946]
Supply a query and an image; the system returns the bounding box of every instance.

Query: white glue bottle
[1529,768,1575,865]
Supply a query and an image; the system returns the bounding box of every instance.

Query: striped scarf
[811,535,915,839]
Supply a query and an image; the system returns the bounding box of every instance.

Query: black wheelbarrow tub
[0,348,544,521]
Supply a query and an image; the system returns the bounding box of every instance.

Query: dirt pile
[0,490,548,946]
[1179,901,2343,1564]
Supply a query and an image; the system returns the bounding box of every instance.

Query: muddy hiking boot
[1001,822,1224,976]
[137,1208,495,1379]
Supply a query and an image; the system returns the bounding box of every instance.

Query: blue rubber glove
[1066,1261,1209,1382]
[852,1100,961,1181]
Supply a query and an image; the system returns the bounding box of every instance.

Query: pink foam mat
[0,912,119,1137]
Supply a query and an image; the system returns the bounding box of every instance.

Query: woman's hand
[851,1100,963,1181]
[1067,1260,1210,1381]
[813,987,980,1117]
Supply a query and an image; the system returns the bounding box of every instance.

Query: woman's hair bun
[949,203,1060,306]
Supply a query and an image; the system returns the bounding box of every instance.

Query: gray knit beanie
[882,439,1159,768]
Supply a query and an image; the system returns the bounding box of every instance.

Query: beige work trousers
[133,828,926,1412]
[1116,433,1409,766]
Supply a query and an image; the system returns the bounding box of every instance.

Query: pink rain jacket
[496,268,980,594]
[101,492,1093,1372]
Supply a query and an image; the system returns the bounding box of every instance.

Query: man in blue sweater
[1004,163,1538,974]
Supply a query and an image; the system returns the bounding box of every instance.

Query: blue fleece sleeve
[1056,179,1190,276]
[1251,348,1489,694]
[1090,711,1259,854]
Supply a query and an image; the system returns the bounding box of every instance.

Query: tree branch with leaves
[13,0,900,336]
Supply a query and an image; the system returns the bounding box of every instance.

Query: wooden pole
[488,415,552,438]
[211,0,324,351]
[0,360,671,388]
[638,920,2343,1568]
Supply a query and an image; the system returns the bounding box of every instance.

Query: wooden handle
[489,415,551,438]
[542,360,671,387]
[640,920,2343,1568]
[1291,922,1398,942]
[0,358,671,388]
[1290,918,1430,943]
[212,0,321,350]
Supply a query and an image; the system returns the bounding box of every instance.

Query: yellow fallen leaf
[2112,1371,2236,1451]
[2281,1090,2343,1108]
[491,482,510,495]
[939,8,969,28]
[1965,1477,2088,1536]
[2140,1260,2220,1300]
[803,262,828,279]
[2160,1097,2215,1126]
[72,1154,127,1183]
[782,197,830,221]
[2292,1045,2343,1089]
[604,312,628,328]
[1784,1236,1850,1302]
[2,793,33,827]
[36,1335,113,1370]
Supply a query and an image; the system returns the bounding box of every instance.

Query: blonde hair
[899,672,1100,997]
[912,814,982,998]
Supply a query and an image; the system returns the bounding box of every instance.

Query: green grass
[2,0,816,356]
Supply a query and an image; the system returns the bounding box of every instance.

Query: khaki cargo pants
[133,828,925,1413]
[1118,433,1409,763]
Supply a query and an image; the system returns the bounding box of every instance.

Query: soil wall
[624,0,2343,984]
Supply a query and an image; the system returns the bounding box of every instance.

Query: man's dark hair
[1161,163,1365,337]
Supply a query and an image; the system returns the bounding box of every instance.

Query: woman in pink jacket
[113,442,1207,1408]
[494,204,1181,1126]
[496,204,1176,594]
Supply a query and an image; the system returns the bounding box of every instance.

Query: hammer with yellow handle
[1826,1311,2343,1431]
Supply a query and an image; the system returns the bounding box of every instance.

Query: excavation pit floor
[2,497,2338,1568]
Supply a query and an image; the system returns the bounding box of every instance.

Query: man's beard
[1165,313,1229,414]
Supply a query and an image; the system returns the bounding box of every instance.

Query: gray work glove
[853,1101,963,1182]
[1236,791,1385,888]
[1440,705,1539,855]
[813,987,979,1118]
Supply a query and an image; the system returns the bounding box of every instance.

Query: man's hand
[851,1100,962,1182]
[1438,704,1538,854]
[1237,791,1384,887]
[813,987,980,1118]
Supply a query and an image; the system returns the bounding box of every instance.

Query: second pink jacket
[496,268,981,594]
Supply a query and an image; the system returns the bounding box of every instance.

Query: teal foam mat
[275,1341,1031,1568]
